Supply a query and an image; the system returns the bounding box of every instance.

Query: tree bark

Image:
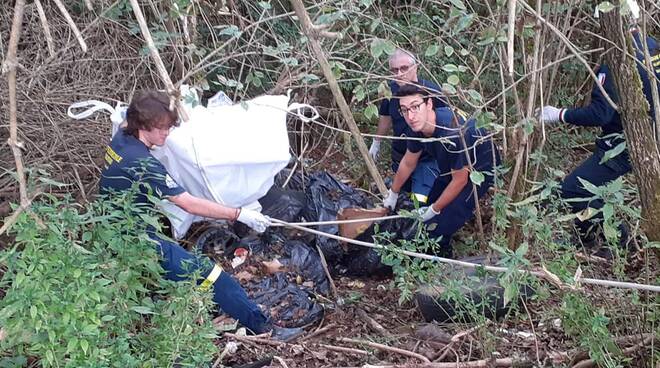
[600,9,660,241]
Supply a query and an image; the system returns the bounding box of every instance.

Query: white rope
[269,218,660,293]
[269,214,404,227]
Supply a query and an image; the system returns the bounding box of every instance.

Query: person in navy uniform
[369,49,445,204]
[538,28,659,250]
[100,91,301,341]
[382,84,500,257]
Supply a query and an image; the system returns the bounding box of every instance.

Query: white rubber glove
[237,209,271,233]
[383,189,399,211]
[369,139,381,161]
[416,206,441,222]
[537,106,563,124]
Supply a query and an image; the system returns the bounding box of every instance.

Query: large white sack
[152,94,292,238]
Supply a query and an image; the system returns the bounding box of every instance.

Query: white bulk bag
[152,94,293,238]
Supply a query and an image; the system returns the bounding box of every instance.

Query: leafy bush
[0,192,217,367]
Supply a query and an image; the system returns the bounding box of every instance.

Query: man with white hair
[369,49,445,204]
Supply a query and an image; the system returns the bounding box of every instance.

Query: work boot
[270,326,304,342]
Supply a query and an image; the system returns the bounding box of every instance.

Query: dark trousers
[559,147,631,238]
[425,176,493,257]
[154,236,270,333]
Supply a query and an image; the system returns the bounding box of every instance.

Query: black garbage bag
[415,256,535,323]
[274,169,305,191]
[344,248,392,277]
[342,215,418,277]
[259,186,306,223]
[280,240,330,295]
[248,272,324,328]
[304,171,373,264]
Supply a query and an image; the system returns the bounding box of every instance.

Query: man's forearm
[171,192,238,220]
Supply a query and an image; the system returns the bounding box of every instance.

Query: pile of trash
[191,170,415,327]
[192,169,532,328]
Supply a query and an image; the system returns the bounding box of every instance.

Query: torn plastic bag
[303,171,373,264]
[248,272,324,328]
[415,256,535,323]
[280,241,329,295]
[344,248,392,277]
[259,186,306,223]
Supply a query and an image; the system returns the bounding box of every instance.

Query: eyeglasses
[390,64,415,74]
[399,101,426,116]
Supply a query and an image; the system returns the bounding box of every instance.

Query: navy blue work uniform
[99,130,270,333]
[380,79,446,203]
[407,108,500,257]
[558,31,660,239]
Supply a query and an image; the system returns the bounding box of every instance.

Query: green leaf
[216,25,242,37]
[66,337,79,353]
[602,203,614,221]
[183,324,194,335]
[378,81,392,99]
[353,85,366,102]
[453,13,475,34]
[448,0,466,10]
[577,177,601,196]
[364,105,379,120]
[444,45,455,57]
[470,171,485,186]
[45,350,54,366]
[370,39,393,58]
[515,242,529,257]
[80,339,89,354]
[30,305,37,319]
[596,2,615,13]
[442,64,459,73]
[466,89,482,102]
[599,142,626,164]
[447,75,460,85]
[258,1,271,10]
[131,306,155,315]
[442,83,456,94]
[425,44,440,57]
[101,315,116,322]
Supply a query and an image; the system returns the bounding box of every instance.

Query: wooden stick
[315,243,339,298]
[289,0,387,197]
[83,0,93,11]
[355,308,391,338]
[3,0,29,208]
[127,0,187,121]
[319,343,369,356]
[300,323,336,341]
[33,0,55,58]
[273,356,290,368]
[338,337,430,363]
[52,0,88,53]
[361,357,529,367]
[224,333,288,347]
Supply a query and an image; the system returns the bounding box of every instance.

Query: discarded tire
[415,256,535,323]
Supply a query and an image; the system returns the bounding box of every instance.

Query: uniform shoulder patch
[597,72,606,85]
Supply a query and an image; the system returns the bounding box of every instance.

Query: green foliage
[0,192,217,367]
[562,293,623,367]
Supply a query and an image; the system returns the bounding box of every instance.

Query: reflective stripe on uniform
[412,193,428,204]
[199,264,223,292]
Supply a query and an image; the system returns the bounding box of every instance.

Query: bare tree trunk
[600,9,660,242]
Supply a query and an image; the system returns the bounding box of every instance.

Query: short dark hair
[395,83,433,105]
[125,91,179,138]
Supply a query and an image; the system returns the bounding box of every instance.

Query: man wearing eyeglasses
[382,84,499,257]
[369,49,445,204]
